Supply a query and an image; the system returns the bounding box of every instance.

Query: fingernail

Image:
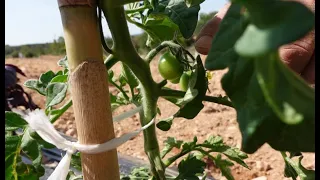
[195,35,213,54]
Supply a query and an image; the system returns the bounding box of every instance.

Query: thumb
[194,3,231,55]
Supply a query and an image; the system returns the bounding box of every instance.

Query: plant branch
[50,99,73,123]
[100,1,165,179]
[163,149,192,167]
[160,89,234,107]
[98,7,113,54]
[104,54,119,69]
[109,81,130,101]
[203,96,234,108]
[158,80,168,88]
[145,41,181,63]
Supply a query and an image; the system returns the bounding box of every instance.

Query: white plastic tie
[14,106,154,180]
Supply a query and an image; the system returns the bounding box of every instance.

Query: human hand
[195,0,315,85]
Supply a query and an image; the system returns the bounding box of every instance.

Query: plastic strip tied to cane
[15,106,153,180]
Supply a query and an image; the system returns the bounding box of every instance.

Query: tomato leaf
[46,82,68,108]
[5,135,21,180]
[67,171,83,180]
[235,0,314,56]
[253,53,315,152]
[176,155,206,180]
[213,154,235,180]
[205,2,315,153]
[5,111,28,130]
[161,137,183,158]
[175,55,207,119]
[255,53,315,124]
[24,69,66,97]
[155,0,200,39]
[70,152,82,171]
[16,163,39,180]
[121,63,139,89]
[24,79,47,96]
[39,70,56,86]
[21,128,45,177]
[58,56,69,69]
[144,13,180,47]
[205,3,248,70]
[202,135,248,169]
[156,116,174,131]
[110,93,128,112]
[164,0,200,38]
[282,153,315,180]
[50,75,68,83]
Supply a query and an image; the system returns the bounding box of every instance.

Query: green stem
[109,81,130,101]
[163,144,203,167]
[158,80,168,88]
[125,13,146,29]
[100,1,165,179]
[98,7,113,54]
[195,148,216,160]
[104,54,119,69]
[160,89,234,108]
[163,148,193,167]
[50,99,73,123]
[182,48,196,62]
[145,41,181,63]
[159,89,185,97]
[203,96,234,108]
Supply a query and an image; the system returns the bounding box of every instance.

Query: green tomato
[179,71,191,91]
[169,76,180,84]
[158,52,183,81]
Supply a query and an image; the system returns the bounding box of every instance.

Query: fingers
[301,53,315,84]
[279,0,315,74]
[195,0,315,85]
[279,29,315,73]
[194,3,231,55]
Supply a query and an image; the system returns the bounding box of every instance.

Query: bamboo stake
[58,1,120,179]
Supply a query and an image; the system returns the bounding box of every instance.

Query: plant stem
[100,1,165,179]
[109,81,130,101]
[145,41,181,63]
[159,89,185,97]
[50,99,73,123]
[158,80,168,88]
[163,149,192,167]
[105,54,119,69]
[160,89,234,108]
[203,96,234,108]
[98,7,113,54]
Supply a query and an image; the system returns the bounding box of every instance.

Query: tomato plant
[5,0,315,180]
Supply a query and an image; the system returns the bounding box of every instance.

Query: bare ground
[6,55,315,180]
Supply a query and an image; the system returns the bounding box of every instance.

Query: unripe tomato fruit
[158,52,183,81]
[179,71,191,91]
[169,76,180,84]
